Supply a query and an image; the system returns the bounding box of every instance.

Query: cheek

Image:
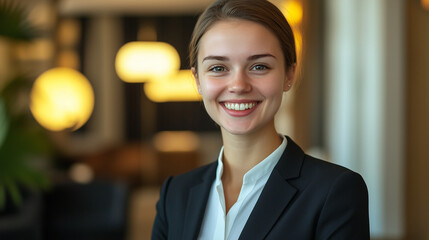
[259,79,285,99]
[199,79,224,100]
[200,81,222,121]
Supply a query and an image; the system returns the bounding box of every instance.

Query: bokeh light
[154,131,199,152]
[281,0,303,27]
[423,0,429,10]
[69,163,94,184]
[144,69,201,102]
[30,67,94,131]
[115,41,180,83]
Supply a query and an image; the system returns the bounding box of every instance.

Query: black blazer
[152,137,369,240]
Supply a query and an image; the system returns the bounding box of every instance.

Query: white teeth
[240,104,245,110]
[224,102,257,111]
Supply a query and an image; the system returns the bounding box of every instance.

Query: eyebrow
[202,54,276,62]
[248,54,276,61]
[202,56,229,62]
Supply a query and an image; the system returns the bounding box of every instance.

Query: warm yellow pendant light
[144,70,201,102]
[115,41,180,83]
[30,67,94,131]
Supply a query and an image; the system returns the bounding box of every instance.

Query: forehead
[198,19,283,60]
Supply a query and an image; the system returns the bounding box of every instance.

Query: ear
[283,63,297,92]
[192,67,202,94]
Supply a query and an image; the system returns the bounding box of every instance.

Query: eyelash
[251,64,269,71]
[208,65,227,72]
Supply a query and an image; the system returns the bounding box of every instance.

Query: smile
[224,102,257,111]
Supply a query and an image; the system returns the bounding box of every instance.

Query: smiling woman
[193,19,291,137]
[151,0,369,239]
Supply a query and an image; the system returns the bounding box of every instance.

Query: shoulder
[152,161,217,239]
[286,152,367,199]
[276,137,368,205]
[162,161,217,194]
[301,155,365,186]
[300,157,370,238]
[302,156,368,207]
[289,152,369,221]
[280,137,367,191]
[170,161,217,185]
[280,140,369,236]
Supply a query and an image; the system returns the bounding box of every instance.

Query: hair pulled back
[189,0,297,71]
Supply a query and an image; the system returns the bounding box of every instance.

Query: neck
[220,121,282,179]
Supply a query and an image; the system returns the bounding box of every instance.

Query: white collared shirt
[198,136,287,240]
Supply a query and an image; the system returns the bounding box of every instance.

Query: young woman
[152,0,369,239]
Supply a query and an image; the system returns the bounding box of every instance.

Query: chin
[221,125,257,136]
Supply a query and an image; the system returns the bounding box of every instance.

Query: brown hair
[189,0,296,71]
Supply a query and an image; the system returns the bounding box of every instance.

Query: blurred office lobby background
[0,0,428,239]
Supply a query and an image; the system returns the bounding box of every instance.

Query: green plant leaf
[5,179,22,207]
[0,0,52,211]
[0,0,39,40]
[0,114,52,210]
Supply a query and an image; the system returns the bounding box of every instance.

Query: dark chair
[44,180,129,240]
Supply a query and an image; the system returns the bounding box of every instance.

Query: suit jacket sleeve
[315,171,370,240]
[151,177,172,240]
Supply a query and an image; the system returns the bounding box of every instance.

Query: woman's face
[193,19,294,136]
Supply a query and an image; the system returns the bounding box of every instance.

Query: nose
[228,71,252,93]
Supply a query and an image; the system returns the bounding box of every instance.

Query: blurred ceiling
[58,0,214,16]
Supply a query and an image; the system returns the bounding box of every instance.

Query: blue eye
[209,66,226,72]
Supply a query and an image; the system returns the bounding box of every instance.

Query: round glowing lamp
[115,41,181,83]
[144,70,201,102]
[30,67,94,131]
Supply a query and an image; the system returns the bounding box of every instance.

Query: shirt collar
[215,135,287,186]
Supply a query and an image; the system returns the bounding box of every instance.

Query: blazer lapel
[182,162,217,240]
[239,137,304,239]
